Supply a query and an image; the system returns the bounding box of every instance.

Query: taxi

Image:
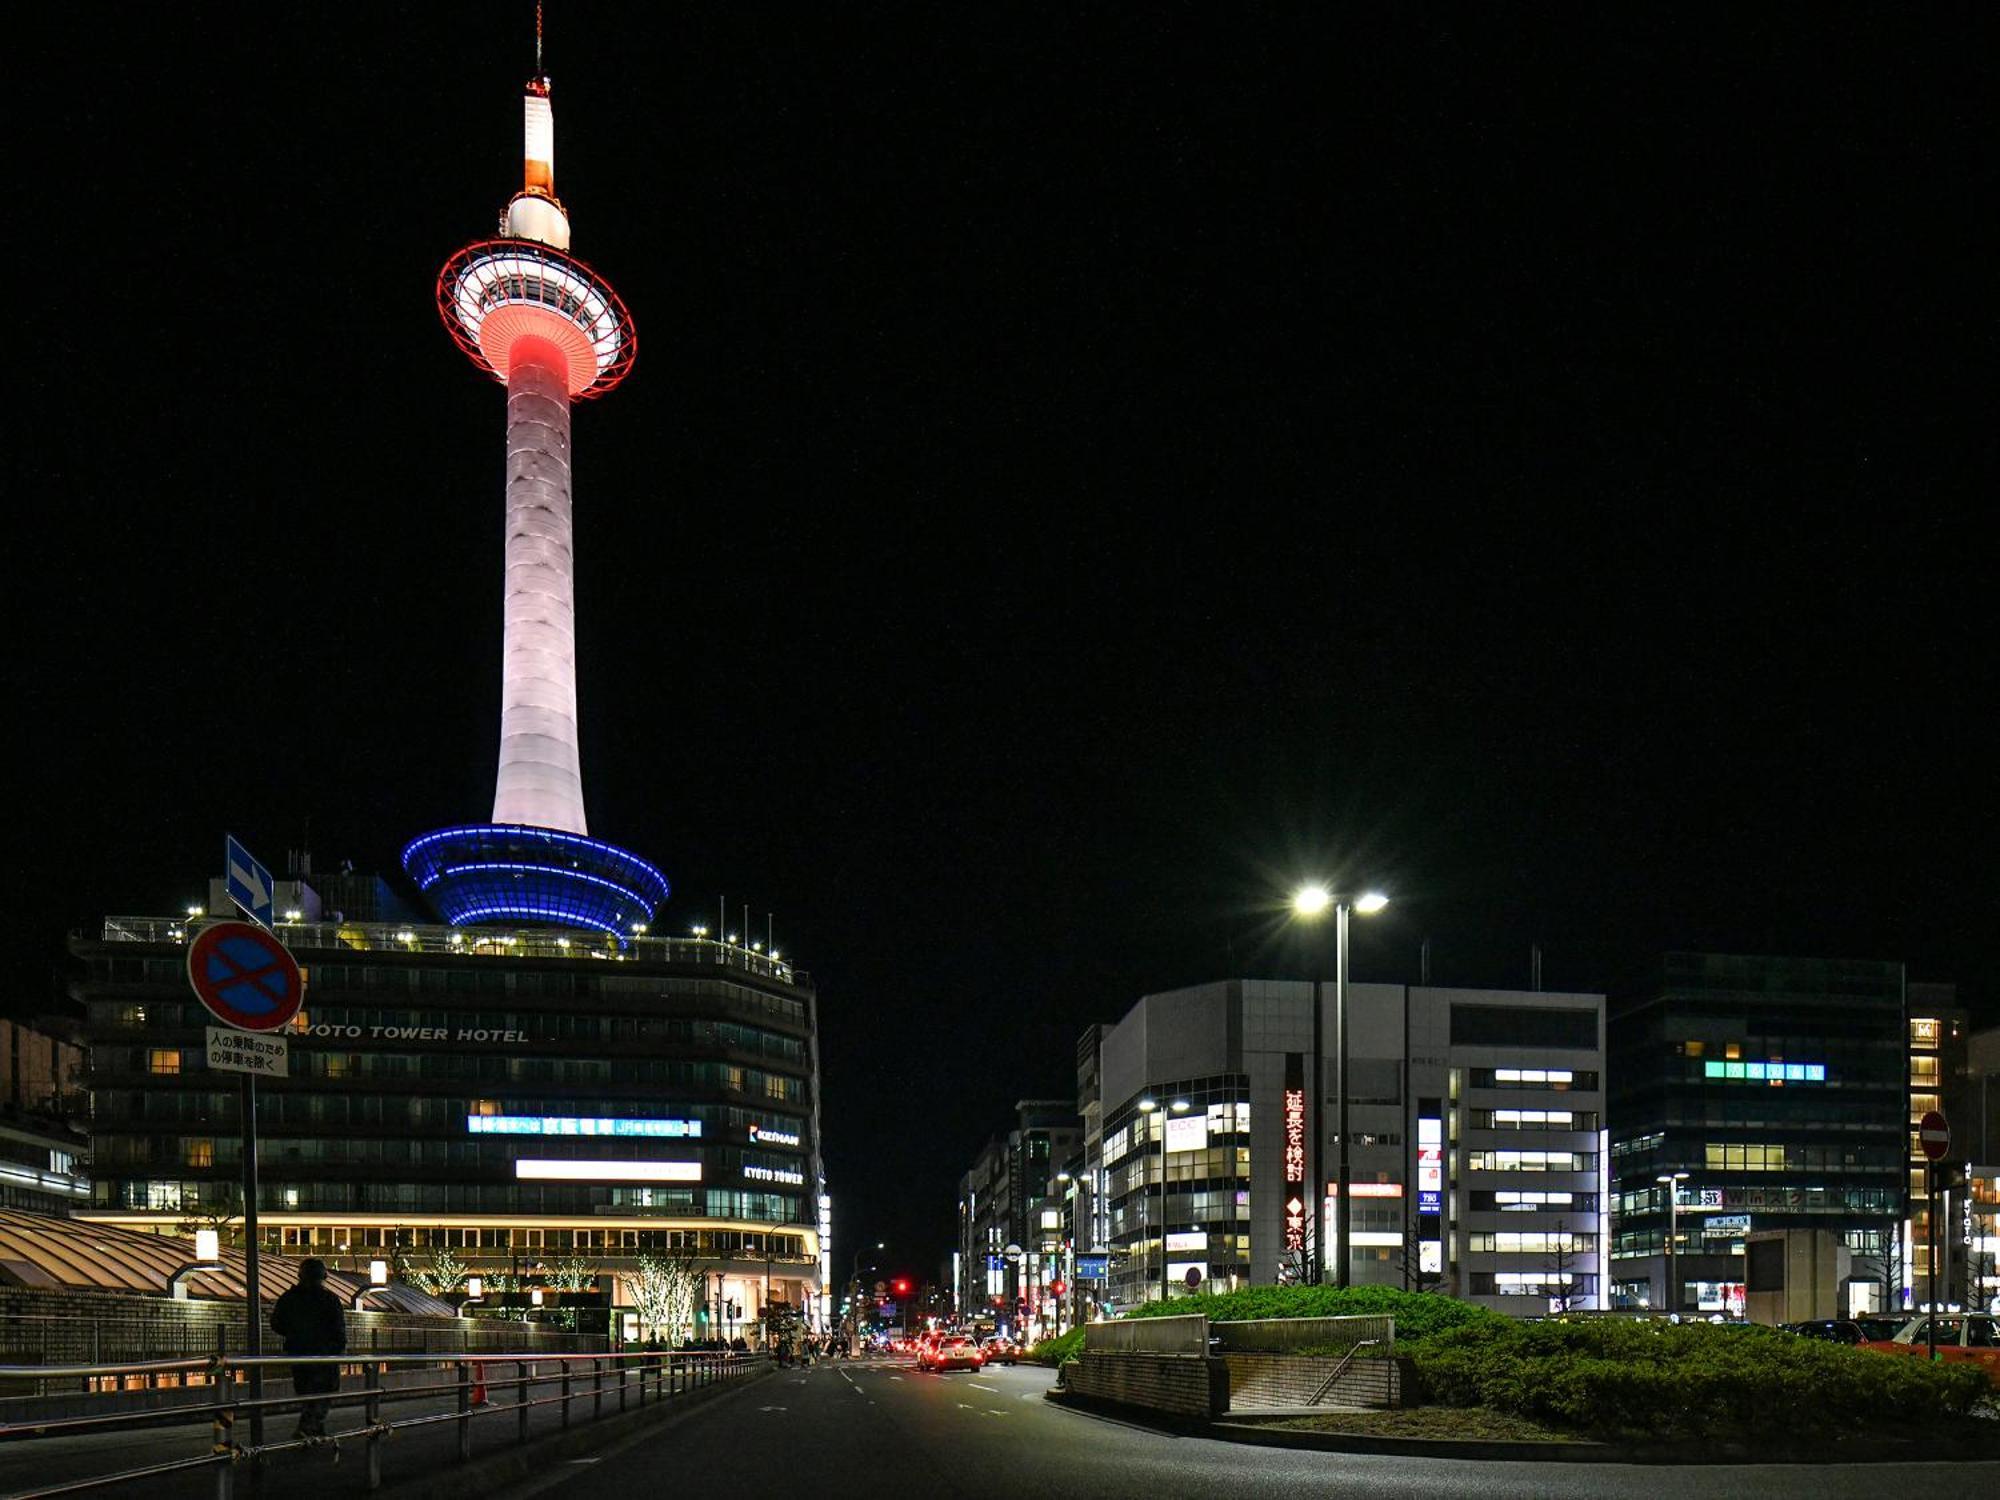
[1856,1312,2000,1383]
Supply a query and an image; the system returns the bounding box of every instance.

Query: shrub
[1407,1318,1991,1442]
[1029,1327,1084,1366]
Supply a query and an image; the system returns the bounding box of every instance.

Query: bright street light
[1289,881,1389,1287]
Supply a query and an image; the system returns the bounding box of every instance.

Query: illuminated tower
[404,34,667,934]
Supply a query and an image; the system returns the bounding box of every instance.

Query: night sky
[14,6,1992,1282]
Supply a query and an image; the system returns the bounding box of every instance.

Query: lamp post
[1657,1171,1689,1316]
[1137,1097,1191,1302]
[1291,885,1389,1288]
[847,1240,882,1353]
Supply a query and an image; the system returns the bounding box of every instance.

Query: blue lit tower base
[403,825,670,935]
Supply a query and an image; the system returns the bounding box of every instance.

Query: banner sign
[1283,1053,1307,1254]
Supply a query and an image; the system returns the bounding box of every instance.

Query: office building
[1076,979,1608,1316]
[955,1099,1082,1336]
[1608,952,1904,1317]
[1906,984,1969,1308]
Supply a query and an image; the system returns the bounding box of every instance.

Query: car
[1857,1313,2000,1383]
[1780,1319,1864,1344]
[928,1334,984,1372]
[980,1337,1020,1365]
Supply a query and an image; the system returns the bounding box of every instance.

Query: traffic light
[1049,1279,1066,1297]
[893,1278,911,1296]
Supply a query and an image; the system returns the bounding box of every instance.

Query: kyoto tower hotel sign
[403,37,669,934]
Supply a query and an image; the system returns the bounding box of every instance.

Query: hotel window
[147,1049,181,1075]
[185,1139,214,1168]
[1910,1018,1941,1045]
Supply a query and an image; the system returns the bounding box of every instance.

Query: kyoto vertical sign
[1283,1053,1307,1257]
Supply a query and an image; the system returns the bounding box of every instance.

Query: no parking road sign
[187,921,303,1033]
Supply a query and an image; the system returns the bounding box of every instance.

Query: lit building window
[147,1049,180,1075]
[186,1139,214,1168]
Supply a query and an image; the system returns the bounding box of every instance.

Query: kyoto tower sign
[404,23,668,935]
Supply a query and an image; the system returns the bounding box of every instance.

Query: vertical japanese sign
[1283,1053,1307,1256]
[1418,1114,1443,1274]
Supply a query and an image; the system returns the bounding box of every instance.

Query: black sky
[11,5,1993,1282]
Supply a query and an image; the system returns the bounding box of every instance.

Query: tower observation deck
[404,55,665,934]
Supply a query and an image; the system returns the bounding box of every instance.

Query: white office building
[1080,980,1607,1316]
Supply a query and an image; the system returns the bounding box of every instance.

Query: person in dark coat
[270,1257,346,1438]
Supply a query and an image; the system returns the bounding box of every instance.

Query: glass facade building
[1075,979,1609,1316]
[1608,952,1904,1316]
[73,908,823,1340]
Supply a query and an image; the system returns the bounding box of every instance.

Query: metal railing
[98,917,801,987]
[1082,1314,1208,1354]
[1307,1338,1383,1405]
[1210,1314,1395,1354]
[0,1347,767,1498]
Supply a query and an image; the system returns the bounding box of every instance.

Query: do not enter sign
[187,921,303,1032]
[1917,1109,1951,1163]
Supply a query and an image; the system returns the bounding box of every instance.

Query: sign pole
[1927,1159,1938,1364]
[243,1071,264,1447]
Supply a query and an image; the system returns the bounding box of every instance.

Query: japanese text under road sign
[207,1026,289,1078]
[187,920,303,1032]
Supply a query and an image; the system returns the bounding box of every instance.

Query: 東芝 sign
[207,1026,289,1078]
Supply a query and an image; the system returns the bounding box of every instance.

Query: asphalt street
[498,1356,1998,1500]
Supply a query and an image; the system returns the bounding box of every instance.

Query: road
[500,1355,1997,1500]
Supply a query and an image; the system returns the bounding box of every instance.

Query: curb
[379,1365,775,1499]
[1206,1417,2000,1466]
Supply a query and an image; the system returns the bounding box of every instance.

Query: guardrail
[1082,1314,1208,1354]
[1210,1314,1395,1354]
[0,1348,767,1498]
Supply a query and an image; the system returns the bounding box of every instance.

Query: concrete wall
[1221,1350,1404,1409]
[1064,1351,1228,1419]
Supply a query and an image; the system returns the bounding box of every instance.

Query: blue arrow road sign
[225,834,274,929]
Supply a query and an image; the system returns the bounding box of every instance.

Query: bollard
[455,1360,472,1461]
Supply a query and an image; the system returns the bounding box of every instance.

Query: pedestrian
[270,1257,346,1439]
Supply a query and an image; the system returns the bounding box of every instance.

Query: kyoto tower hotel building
[74,46,828,1340]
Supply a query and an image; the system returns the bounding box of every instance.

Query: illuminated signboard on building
[744,1164,806,1185]
[1326,1182,1404,1198]
[747,1124,801,1147]
[1165,1115,1209,1154]
[1165,1231,1208,1253]
[468,1115,700,1138]
[1283,1053,1307,1255]
[1418,1114,1443,1272]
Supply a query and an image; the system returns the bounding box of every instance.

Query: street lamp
[1137,1097,1191,1302]
[847,1240,883,1352]
[1657,1172,1690,1316]
[1291,884,1389,1288]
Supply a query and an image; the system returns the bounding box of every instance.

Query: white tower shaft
[492,336,588,833]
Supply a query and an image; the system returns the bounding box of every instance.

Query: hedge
[1408,1318,1992,1441]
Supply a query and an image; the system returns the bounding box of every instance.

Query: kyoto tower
[403,19,668,934]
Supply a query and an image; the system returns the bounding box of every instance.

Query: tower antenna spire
[536,1,544,78]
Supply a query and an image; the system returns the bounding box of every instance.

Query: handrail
[1306,1338,1381,1406]
[0,1348,770,1498]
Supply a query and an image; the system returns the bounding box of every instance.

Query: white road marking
[889,1375,904,1381]
[987,1409,1008,1417]
[969,1382,998,1392]
[566,1458,600,1465]
[758,1405,788,1412]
